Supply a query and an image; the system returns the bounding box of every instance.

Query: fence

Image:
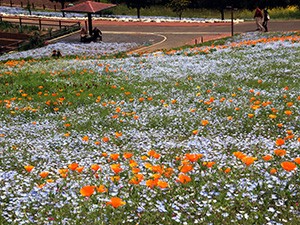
[0,0,67,11]
[0,15,81,54]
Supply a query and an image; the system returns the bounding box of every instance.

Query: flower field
[0,32,300,225]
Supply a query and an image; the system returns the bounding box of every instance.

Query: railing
[0,0,63,11]
[0,15,81,32]
[0,15,81,54]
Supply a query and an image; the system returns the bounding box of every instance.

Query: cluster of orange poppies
[234,137,299,173]
[165,34,300,56]
[23,137,299,210]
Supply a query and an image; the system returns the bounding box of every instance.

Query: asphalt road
[3,14,299,53]
[56,19,300,53]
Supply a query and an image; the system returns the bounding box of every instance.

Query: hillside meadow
[0,31,300,224]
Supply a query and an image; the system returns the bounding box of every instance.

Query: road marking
[130,33,167,53]
[47,30,81,43]
[103,31,227,35]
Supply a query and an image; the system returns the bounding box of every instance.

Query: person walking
[254,7,264,31]
[263,8,270,32]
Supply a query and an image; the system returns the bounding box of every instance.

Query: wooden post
[39,19,42,30]
[19,17,22,32]
[43,4,45,10]
[59,20,62,30]
[21,2,23,8]
[201,36,203,43]
[87,13,93,36]
[10,0,13,7]
[54,5,56,11]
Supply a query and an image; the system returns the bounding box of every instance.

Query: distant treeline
[107,0,300,19]
[110,0,300,9]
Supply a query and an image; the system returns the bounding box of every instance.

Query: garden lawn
[0,31,300,225]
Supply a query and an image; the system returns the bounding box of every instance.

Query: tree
[26,1,32,15]
[49,0,77,17]
[168,0,192,20]
[124,0,152,18]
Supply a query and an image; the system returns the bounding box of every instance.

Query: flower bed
[0,31,299,225]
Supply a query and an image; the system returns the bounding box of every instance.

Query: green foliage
[168,0,192,19]
[124,0,152,18]
[111,4,300,19]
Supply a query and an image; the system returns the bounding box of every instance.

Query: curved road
[3,15,298,53]
[65,19,300,53]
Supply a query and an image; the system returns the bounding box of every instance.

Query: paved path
[55,19,300,53]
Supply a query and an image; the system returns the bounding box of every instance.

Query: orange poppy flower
[37,183,46,189]
[129,160,138,168]
[275,138,285,146]
[201,120,209,126]
[24,165,34,172]
[177,173,192,184]
[171,99,177,104]
[82,136,89,142]
[274,149,286,157]
[152,173,161,180]
[242,157,256,166]
[270,168,277,174]
[96,185,107,193]
[145,179,158,189]
[91,164,101,172]
[277,123,283,128]
[284,110,292,116]
[68,162,79,171]
[80,185,95,197]
[248,114,254,118]
[102,136,109,143]
[281,161,297,172]
[204,161,216,168]
[110,176,120,182]
[185,153,203,162]
[179,163,193,173]
[129,174,144,185]
[58,168,68,175]
[157,180,168,189]
[148,150,160,159]
[115,132,122,138]
[192,130,199,135]
[262,155,272,161]
[110,154,119,161]
[76,166,84,173]
[107,197,126,208]
[132,167,140,174]
[123,152,133,159]
[110,164,123,174]
[152,164,164,174]
[233,151,246,160]
[164,167,174,178]
[294,157,300,164]
[223,167,231,173]
[39,171,49,178]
